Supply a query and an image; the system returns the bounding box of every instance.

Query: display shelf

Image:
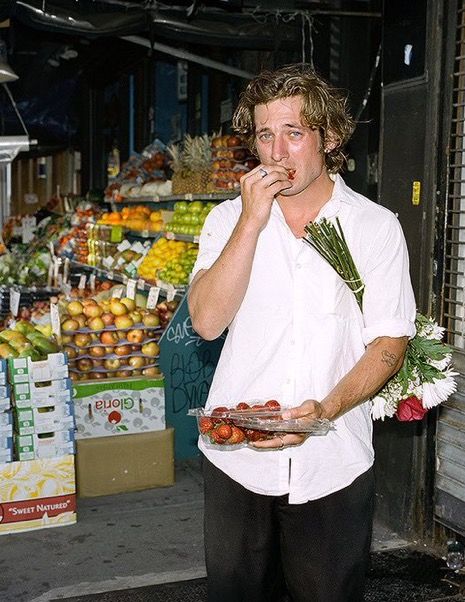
[68,260,185,298]
[163,232,200,244]
[124,229,163,240]
[108,191,238,204]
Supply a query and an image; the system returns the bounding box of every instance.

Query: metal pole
[121,36,255,80]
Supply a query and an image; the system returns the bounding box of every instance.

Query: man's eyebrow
[256,123,304,134]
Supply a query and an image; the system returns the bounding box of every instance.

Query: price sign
[166,285,176,302]
[9,289,20,317]
[147,286,160,309]
[137,278,146,290]
[89,273,96,291]
[78,275,86,290]
[113,287,123,299]
[50,303,61,337]
[62,282,72,299]
[126,279,137,300]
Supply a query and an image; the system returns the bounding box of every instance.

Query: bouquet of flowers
[303,218,457,421]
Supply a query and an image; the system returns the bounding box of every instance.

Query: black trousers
[203,457,375,602]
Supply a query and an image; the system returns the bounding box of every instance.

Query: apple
[91,359,104,368]
[129,355,146,369]
[63,346,77,359]
[104,346,115,354]
[109,299,128,316]
[89,333,99,342]
[83,303,103,319]
[61,334,73,345]
[104,358,121,370]
[75,314,87,328]
[114,315,134,329]
[141,341,160,357]
[120,297,136,312]
[129,310,143,324]
[101,312,115,326]
[88,372,106,380]
[74,333,92,348]
[131,369,142,377]
[142,366,162,377]
[77,358,93,372]
[115,370,129,378]
[100,331,119,345]
[114,344,131,357]
[62,318,80,332]
[82,298,98,307]
[119,357,129,366]
[89,345,106,358]
[142,313,160,328]
[67,300,84,316]
[88,316,105,331]
[127,329,144,344]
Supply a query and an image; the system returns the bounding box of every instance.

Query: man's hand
[250,399,322,450]
[240,165,291,231]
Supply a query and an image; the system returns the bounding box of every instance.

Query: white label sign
[10,289,20,317]
[89,274,96,291]
[147,286,160,309]
[50,303,61,337]
[126,279,137,300]
[78,275,86,289]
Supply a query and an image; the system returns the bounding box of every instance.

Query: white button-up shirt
[191,175,416,504]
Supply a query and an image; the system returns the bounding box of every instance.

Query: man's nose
[271,137,288,162]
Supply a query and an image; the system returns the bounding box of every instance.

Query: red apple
[77,358,93,372]
[63,346,77,359]
[114,344,131,357]
[101,312,115,326]
[83,303,103,319]
[127,329,144,344]
[89,345,106,358]
[100,331,118,345]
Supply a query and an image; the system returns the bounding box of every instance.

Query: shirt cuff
[362,319,416,346]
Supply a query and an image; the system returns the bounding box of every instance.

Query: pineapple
[169,134,213,194]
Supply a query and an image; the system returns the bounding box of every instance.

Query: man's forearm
[319,336,409,420]
[188,217,261,340]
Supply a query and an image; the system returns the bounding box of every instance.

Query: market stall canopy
[0,135,30,162]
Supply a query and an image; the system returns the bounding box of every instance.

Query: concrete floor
[1,459,409,602]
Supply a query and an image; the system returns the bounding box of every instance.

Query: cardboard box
[12,378,72,406]
[76,428,174,497]
[0,410,12,431]
[8,353,68,384]
[0,398,10,412]
[15,430,75,461]
[14,402,75,435]
[0,359,7,385]
[0,455,76,535]
[73,377,165,439]
[0,434,12,452]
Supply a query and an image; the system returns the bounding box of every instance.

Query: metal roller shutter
[436,0,465,535]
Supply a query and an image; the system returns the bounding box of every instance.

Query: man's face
[254,95,328,197]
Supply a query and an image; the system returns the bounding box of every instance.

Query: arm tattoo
[381,349,398,368]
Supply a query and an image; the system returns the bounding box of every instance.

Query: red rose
[395,396,428,421]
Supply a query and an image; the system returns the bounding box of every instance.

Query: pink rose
[395,396,428,421]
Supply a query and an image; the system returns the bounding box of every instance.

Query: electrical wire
[354,42,382,123]
[2,83,30,137]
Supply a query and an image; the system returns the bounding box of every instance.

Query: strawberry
[244,428,269,442]
[199,417,214,434]
[265,399,281,410]
[252,404,266,411]
[227,426,246,444]
[236,402,251,411]
[216,424,233,440]
[211,406,229,416]
[209,429,226,444]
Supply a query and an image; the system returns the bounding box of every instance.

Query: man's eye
[289,131,303,138]
[258,133,272,141]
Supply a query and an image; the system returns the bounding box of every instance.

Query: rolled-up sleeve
[360,214,416,346]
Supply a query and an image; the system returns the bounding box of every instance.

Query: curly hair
[232,64,355,173]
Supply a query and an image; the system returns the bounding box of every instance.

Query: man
[188,64,416,602]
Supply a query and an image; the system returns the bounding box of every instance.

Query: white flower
[428,323,446,340]
[427,353,452,371]
[371,395,397,421]
[422,371,458,409]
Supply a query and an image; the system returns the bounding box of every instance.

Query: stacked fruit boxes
[0,352,77,535]
[0,360,13,463]
[9,352,75,460]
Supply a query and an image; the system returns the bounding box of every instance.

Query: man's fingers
[251,433,306,449]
